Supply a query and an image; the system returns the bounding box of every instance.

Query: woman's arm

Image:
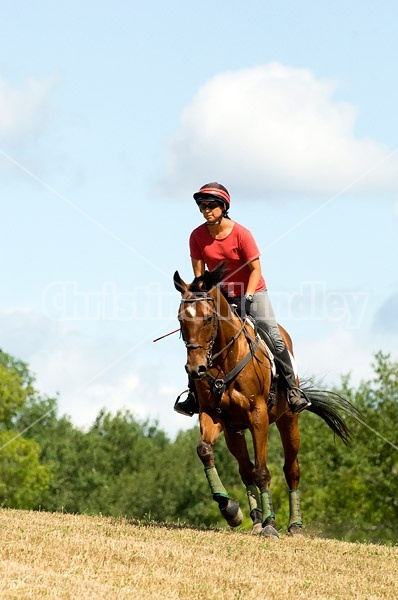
[191,257,205,278]
[245,258,263,295]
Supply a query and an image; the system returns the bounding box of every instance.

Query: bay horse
[174,263,357,537]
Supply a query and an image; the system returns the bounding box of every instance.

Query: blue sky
[1,1,397,438]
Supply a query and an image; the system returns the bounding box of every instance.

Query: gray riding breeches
[249,290,285,354]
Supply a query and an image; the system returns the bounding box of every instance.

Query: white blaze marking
[186,304,197,318]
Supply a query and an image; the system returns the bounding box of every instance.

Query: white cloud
[160,63,398,198]
[0,73,58,143]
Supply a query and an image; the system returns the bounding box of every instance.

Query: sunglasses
[198,200,222,211]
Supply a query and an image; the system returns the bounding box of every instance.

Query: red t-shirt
[189,222,266,297]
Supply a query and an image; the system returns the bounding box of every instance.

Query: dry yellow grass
[0,509,397,599]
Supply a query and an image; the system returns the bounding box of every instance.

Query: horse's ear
[212,261,227,283]
[202,261,226,290]
[202,270,214,291]
[173,271,187,294]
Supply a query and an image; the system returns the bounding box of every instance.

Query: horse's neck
[212,289,243,348]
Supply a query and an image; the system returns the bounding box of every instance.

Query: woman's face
[198,200,224,224]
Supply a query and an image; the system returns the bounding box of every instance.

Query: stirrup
[174,390,198,417]
[287,388,311,414]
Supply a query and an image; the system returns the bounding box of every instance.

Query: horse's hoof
[229,507,243,527]
[251,522,263,536]
[288,523,303,536]
[260,524,280,539]
[220,498,243,527]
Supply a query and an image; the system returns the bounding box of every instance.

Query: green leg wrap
[260,489,275,524]
[246,484,260,513]
[204,466,228,499]
[288,490,303,528]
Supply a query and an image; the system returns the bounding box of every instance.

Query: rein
[204,335,260,405]
[180,292,260,407]
[210,319,247,363]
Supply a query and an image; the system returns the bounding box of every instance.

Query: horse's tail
[301,382,360,445]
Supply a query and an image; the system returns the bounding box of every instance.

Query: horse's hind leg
[276,412,303,534]
[197,413,243,528]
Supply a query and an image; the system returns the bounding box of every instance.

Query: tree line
[0,348,397,544]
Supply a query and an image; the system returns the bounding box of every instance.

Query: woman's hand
[241,294,253,319]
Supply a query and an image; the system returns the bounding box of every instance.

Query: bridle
[179,292,253,370]
[179,294,219,367]
[179,291,260,405]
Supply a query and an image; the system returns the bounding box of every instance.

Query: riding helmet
[193,182,231,208]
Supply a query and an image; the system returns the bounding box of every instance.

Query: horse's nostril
[198,365,207,374]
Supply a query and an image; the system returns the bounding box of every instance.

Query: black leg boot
[275,347,311,414]
[174,378,199,417]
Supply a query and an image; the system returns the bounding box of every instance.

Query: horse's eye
[204,315,212,324]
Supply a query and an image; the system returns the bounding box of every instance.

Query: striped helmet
[193,182,231,208]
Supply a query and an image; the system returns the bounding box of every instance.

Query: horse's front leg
[197,412,243,528]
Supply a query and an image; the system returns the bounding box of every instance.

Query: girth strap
[204,336,260,404]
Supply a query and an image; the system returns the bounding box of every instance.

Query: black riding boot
[275,347,311,414]
[174,378,199,417]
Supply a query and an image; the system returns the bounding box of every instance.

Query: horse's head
[173,264,226,378]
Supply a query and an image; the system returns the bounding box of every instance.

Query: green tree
[3,345,396,544]
[0,350,35,427]
[30,408,171,517]
[294,352,398,544]
[0,349,51,508]
[0,431,50,507]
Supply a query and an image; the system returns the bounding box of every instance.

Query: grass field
[0,509,397,599]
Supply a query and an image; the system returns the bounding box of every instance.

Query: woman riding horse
[174,263,354,535]
[175,182,311,416]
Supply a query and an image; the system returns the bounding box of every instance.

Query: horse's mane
[189,262,227,294]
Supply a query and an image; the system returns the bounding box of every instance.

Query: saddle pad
[244,318,277,377]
